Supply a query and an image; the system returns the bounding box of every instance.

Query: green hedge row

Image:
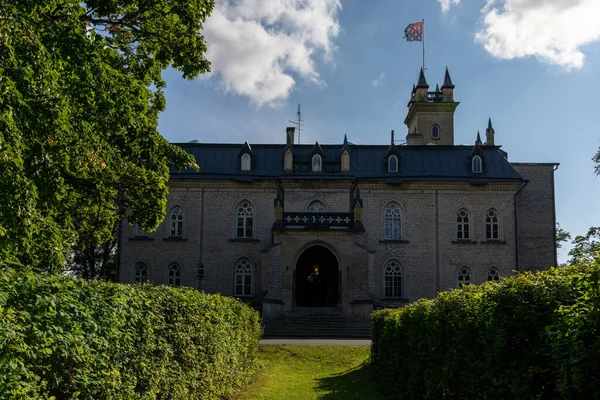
[0,269,262,399]
[371,259,600,400]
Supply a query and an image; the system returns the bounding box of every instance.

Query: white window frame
[383,260,403,298]
[484,209,501,241]
[241,153,251,171]
[431,124,440,139]
[383,203,402,240]
[312,154,322,172]
[235,200,255,239]
[456,208,471,240]
[472,155,482,173]
[134,261,148,284]
[487,267,501,282]
[133,223,148,237]
[169,205,184,237]
[456,266,472,287]
[234,257,253,296]
[388,155,398,172]
[166,262,182,287]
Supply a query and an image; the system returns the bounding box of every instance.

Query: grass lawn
[231,345,385,400]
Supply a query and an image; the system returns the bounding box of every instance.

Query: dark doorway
[295,245,339,307]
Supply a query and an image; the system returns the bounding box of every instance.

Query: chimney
[286,127,295,146]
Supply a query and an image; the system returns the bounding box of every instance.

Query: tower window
[388,155,398,172]
[472,156,482,173]
[431,125,440,139]
[312,154,322,172]
[241,153,251,171]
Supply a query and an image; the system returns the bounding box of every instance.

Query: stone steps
[263,312,372,339]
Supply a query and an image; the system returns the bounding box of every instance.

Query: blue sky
[157,0,600,263]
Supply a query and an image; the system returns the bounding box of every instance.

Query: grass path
[231,345,385,400]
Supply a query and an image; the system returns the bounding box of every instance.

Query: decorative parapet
[282,212,354,229]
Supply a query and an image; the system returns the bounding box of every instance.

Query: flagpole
[422,19,425,71]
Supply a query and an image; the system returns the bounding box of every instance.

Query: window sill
[129,236,154,241]
[163,237,188,242]
[229,238,260,243]
[379,239,410,244]
[451,240,477,244]
[480,240,507,245]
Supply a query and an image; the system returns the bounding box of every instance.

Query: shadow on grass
[315,362,386,400]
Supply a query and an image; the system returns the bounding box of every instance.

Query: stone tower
[405,67,460,146]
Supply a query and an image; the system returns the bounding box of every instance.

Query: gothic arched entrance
[295,245,339,307]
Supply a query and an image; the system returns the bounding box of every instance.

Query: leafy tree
[556,223,571,250]
[568,227,600,265]
[0,0,212,273]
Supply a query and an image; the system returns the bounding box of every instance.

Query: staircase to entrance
[262,308,372,339]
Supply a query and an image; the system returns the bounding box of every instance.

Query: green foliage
[568,226,600,265]
[556,222,571,249]
[371,259,600,400]
[0,269,261,399]
[0,0,212,273]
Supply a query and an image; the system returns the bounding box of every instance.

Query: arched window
[388,155,398,172]
[307,200,327,213]
[312,154,322,172]
[234,258,253,296]
[384,203,402,240]
[485,209,500,240]
[431,124,440,139]
[384,260,403,298]
[166,262,182,287]
[487,267,501,282]
[134,261,148,284]
[235,200,254,238]
[241,153,251,171]
[457,266,472,287]
[169,206,184,237]
[472,155,482,173]
[133,223,148,237]
[456,209,470,240]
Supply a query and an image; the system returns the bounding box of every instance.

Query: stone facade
[118,68,558,320]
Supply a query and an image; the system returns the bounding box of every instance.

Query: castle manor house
[118,68,558,321]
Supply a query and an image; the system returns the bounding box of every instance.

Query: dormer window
[472,155,482,173]
[241,153,251,171]
[312,154,322,172]
[431,124,440,139]
[388,155,398,172]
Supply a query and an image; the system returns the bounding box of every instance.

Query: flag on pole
[404,22,423,41]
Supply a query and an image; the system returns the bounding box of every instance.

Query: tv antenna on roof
[289,103,303,144]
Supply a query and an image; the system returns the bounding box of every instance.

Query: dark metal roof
[172,142,523,183]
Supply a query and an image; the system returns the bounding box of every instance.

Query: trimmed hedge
[0,269,261,399]
[371,259,600,400]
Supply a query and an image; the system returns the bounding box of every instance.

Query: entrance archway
[295,245,339,307]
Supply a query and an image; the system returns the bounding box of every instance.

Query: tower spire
[442,66,454,89]
[485,118,495,146]
[417,67,429,88]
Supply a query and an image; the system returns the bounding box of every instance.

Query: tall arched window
[307,200,326,213]
[388,155,398,172]
[166,262,182,287]
[457,266,471,287]
[384,203,402,240]
[485,209,500,240]
[241,153,251,171]
[234,258,253,296]
[456,209,470,240]
[384,260,403,298]
[169,206,184,237]
[235,200,254,238]
[134,261,148,284]
[431,124,440,139]
[312,154,322,172]
[487,267,501,282]
[472,155,482,173]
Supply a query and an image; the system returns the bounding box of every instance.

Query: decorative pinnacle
[416,67,429,88]
[476,131,482,145]
[391,130,395,145]
[442,66,455,89]
[487,118,493,131]
[343,134,348,147]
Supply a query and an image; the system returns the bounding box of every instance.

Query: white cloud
[439,0,461,13]
[372,72,386,87]
[202,0,342,106]
[475,0,600,70]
